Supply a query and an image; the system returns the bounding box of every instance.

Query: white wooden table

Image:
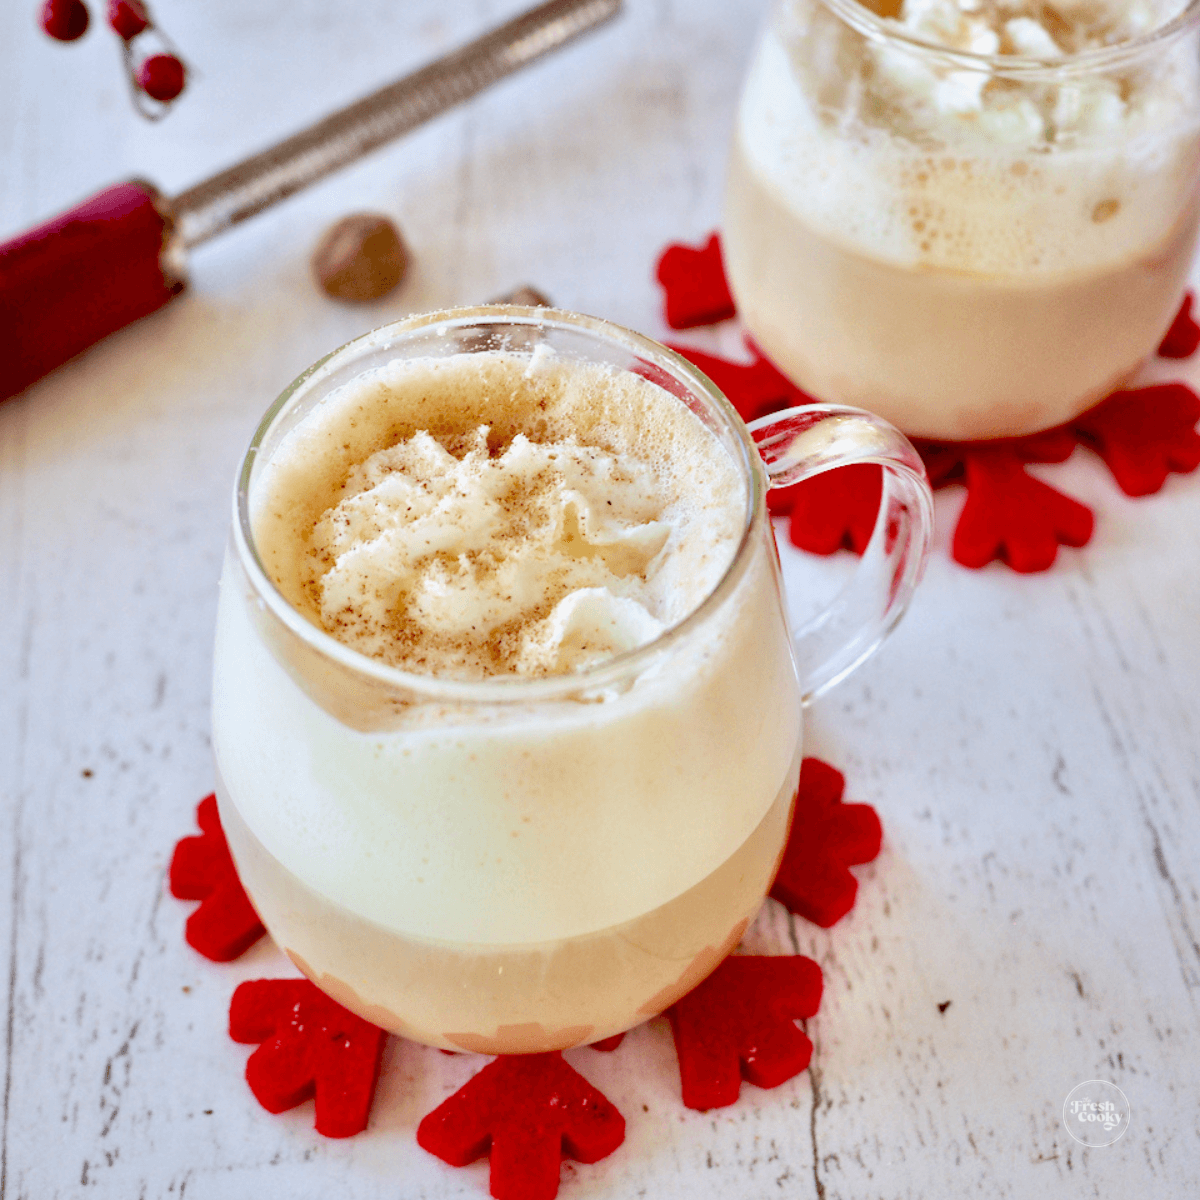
[2,1,1199,1196]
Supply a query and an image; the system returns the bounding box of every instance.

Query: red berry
[40,0,90,41]
[136,53,185,101]
[107,0,148,39]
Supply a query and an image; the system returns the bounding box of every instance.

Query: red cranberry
[136,53,186,101]
[40,0,90,41]
[107,0,148,39]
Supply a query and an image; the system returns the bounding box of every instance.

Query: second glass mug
[723,0,1200,441]
[211,307,933,1055]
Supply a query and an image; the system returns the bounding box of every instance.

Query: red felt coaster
[169,794,266,962]
[1072,383,1200,497]
[655,233,737,330]
[229,979,387,1138]
[1011,426,1081,466]
[417,1052,626,1200]
[770,758,883,928]
[783,463,883,556]
[666,955,823,1111]
[952,448,1095,573]
[1158,292,1200,358]
[665,339,811,424]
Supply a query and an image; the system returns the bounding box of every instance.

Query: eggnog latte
[724,0,1200,440]
[212,317,803,1052]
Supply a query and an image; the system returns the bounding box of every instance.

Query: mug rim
[813,0,1200,78]
[232,305,768,704]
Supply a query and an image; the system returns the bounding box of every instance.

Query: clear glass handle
[748,404,934,704]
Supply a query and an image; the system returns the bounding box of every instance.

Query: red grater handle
[0,181,185,402]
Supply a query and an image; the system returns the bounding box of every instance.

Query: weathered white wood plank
[1,0,1199,1195]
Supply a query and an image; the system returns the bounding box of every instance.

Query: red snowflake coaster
[666,339,811,424]
[667,954,823,1110]
[417,1052,626,1200]
[1157,292,1200,358]
[655,233,736,329]
[780,463,882,556]
[169,794,265,961]
[770,758,883,928]
[1072,383,1200,497]
[951,447,1094,573]
[229,978,387,1138]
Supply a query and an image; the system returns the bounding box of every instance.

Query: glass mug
[723,0,1200,441]
[211,307,933,1055]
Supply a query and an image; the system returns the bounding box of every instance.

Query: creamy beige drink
[724,0,1200,440]
[212,324,804,1052]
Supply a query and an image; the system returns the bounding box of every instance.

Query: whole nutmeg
[488,285,553,307]
[312,214,407,302]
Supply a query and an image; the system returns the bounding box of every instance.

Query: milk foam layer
[737,4,1200,277]
[254,351,742,679]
